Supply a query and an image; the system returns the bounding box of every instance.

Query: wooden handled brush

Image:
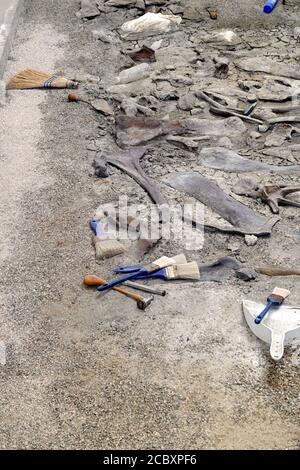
[90,218,125,260]
[84,275,149,301]
[7,69,79,90]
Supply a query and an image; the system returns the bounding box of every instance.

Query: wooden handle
[68,93,79,102]
[256,266,300,276]
[83,275,144,302]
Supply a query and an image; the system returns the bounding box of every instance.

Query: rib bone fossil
[165,172,280,236]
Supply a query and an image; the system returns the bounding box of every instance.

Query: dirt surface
[0,0,299,450]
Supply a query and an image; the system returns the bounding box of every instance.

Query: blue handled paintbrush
[255,287,290,324]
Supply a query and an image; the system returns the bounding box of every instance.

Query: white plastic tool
[243,300,300,361]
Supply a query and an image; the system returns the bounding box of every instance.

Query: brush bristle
[166,262,200,281]
[172,253,187,265]
[94,238,125,260]
[272,287,290,299]
[151,255,177,269]
[7,69,78,90]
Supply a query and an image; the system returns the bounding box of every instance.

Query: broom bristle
[272,287,290,299]
[7,69,78,90]
[166,262,200,281]
[94,238,125,260]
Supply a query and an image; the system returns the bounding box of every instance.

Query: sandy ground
[0,0,299,449]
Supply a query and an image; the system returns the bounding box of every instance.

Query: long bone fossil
[94,147,167,206]
[165,172,280,236]
[198,147,300,174]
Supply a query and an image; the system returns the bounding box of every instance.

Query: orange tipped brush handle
[84,275,145,303]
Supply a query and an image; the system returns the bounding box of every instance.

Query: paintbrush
[90,218,125,260]
[97,254,181,292]
[255,287,290,324]
[114,261,200,282]
[7,69,78,90]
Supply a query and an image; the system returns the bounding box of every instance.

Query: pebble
[228,241,241,253]
[245,235,258,246]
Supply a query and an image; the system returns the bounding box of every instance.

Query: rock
[190,109,203,116]
[183,7,202,22]
[76,0,100,19]
[120,12,182,38]
[294,27,300,41]
[177,93,197,111]
[135,0,145,9]
[151,39,163,51]
[107,78,154,96]
[169,4,184,15]
[92,29,119,44]
[214,56,230,79]
[236,267,257,281]
[228,241,241,253]
[244,235,258,247]
[91,99,114,116]
[217,137,232,149]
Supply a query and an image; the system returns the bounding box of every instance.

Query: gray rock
[76,0,100,19]
[135,0,145,9]
[91,99,114,116]
[245,235,258,246]
[183,7,203,22]
[294,27,300,41]
[228,241,241,253]
[236,267,257,281]
[177,93,197,111]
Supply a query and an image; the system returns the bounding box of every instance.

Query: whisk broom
[6,69,79,90]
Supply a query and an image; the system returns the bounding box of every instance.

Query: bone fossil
[94,147,167,206]
[235,58,300,80]
[234,178,300,214]
[198,147,300,174]
[165,172,280,236]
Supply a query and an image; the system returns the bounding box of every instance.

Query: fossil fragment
[94,147,166,206]
[234,179,300,214]
[166,172,280,236]
[199,256,257,282]
[235,58,300,80]
[198,147,300,174]
[116,115,183,146]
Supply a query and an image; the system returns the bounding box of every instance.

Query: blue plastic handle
[113,265,143,274]
[263,0,279,14]
[90,218,103,237]
[97,269,149,292]
[255,300,274,324]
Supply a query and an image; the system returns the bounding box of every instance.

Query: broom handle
[83,275,145,302]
